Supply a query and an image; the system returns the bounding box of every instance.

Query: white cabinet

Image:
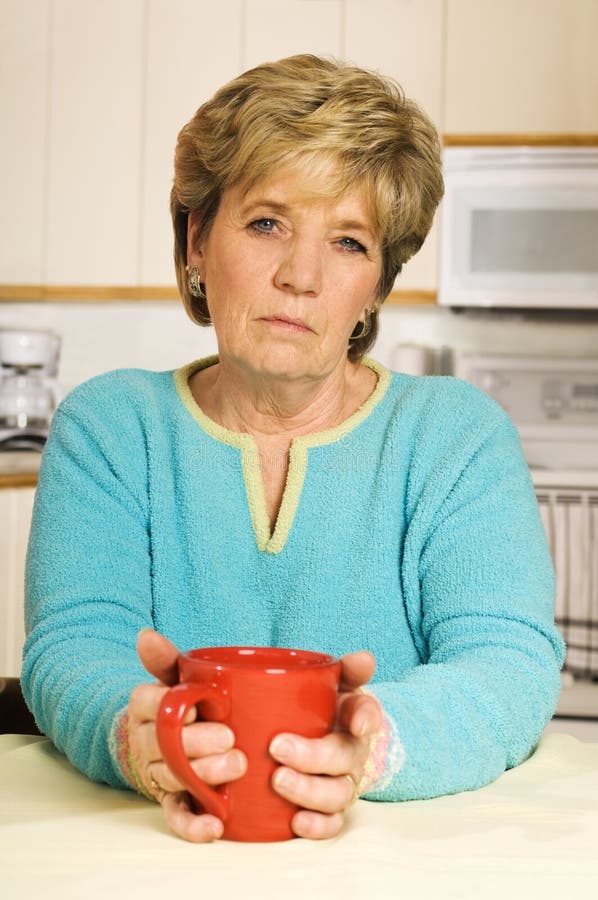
[244,0,342,69]
[0,488,35,677]
[344,0,444,291]
[45,0,145,286]
[140,0,244,286]
[445,0,598,134]
[0,0,50,284]
[3,1,597,297]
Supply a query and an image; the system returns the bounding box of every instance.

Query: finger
[272,767,355,814]
[128,682,171,724]
[291,809,345,840]
[339,651,376,692]
[269,731,355,777]
[137,628,180,685]
[336,692,383,738]
[133,718,236,764]
[150,747,247,794]
[161,791,224,843]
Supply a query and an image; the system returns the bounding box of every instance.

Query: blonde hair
[171,54,443,361]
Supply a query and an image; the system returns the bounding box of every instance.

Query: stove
[455,354,598,720]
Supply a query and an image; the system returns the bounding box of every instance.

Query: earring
[351,308,371,340]
[187,264,206,300]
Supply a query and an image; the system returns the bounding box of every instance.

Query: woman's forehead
[233,158,377,226]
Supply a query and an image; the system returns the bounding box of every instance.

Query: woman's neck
[190,356,375,445]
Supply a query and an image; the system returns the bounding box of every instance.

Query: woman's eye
[249,218,277,234]
[339,236,366,253]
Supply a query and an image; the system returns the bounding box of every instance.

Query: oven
[455,354,598,725]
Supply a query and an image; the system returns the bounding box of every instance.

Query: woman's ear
[186,211,203,267]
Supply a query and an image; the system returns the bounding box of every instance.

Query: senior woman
[22,54,564,843]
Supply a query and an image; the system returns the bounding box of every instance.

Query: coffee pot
[0,329,62,451]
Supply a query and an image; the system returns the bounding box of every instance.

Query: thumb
[137,628,180,685]
[339,650,376,692]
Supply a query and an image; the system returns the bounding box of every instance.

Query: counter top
[0,451,41,488]
[1,732,597,900]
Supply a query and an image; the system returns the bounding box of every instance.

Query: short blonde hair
[171,54,443,361]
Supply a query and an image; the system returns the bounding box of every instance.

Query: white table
[1,733,597,900]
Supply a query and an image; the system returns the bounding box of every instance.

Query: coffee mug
[156,646,341,842]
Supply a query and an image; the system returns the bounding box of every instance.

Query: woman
[22,54,564,843]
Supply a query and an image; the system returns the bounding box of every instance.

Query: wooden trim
[0,472,38,489]
[386,289,437,306]
[443,133,598,147]
[1,285,439,306]
[0,284,180,301]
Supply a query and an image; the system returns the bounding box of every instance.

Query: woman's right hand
[127,628,247,842]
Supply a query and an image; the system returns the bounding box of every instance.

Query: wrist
[357,692,406,797]
[358,713,392,795]
[109,709,155,802]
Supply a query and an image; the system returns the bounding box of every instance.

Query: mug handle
[157,682,230,822]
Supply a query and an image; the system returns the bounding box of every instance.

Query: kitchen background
[1,0,597,733]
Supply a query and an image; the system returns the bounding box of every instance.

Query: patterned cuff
[357,695,406,797]
[108,708,155,802]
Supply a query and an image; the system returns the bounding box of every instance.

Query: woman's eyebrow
[239,198,290,216]
[335,218,374,236]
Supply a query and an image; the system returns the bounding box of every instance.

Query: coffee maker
[0,329,62,451]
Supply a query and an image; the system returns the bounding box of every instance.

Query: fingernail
[217,726,235,751]
[273,767,295,791]
[229,751,246,777]
[207,820,224,841]
[269,736,293,761]
[351,714,369,737]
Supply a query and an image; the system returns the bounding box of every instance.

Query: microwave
[438,146,598,309]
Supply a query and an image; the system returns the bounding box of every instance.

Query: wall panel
[45,0,145,285]
[0,0,50,283]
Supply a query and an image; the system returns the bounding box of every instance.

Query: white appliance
[455,354,598,700]
[0,329,61,451]
[439,146,598,309]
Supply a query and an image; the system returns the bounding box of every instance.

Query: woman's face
[187,164,382,384]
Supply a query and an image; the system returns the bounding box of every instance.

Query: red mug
[156,646,341,842]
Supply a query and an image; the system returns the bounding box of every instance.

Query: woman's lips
[260,315,314,333]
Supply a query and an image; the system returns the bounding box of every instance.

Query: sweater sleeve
[363,384,565,801]
[21,380,154,789]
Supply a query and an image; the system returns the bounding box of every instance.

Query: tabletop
[1,732,597,900]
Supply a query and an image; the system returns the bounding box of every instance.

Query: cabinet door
[345,0,444,291]
[445,0,598,134]
[45,0,145,285]
[0,488,35,677]
[244,0,342,69]
[140,0,244,287]
[0,0,50,284]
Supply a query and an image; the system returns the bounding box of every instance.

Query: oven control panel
[456,355,598,426]
[454,355,598,469]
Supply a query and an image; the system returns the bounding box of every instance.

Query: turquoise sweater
[22,357,564,800]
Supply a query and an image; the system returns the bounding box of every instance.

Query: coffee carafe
[0,329,62,451]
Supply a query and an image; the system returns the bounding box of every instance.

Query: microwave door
[439,181,598,308]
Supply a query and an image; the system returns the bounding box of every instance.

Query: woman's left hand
[268,650,382,840]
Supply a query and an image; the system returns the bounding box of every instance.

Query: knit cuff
[108,708,155,802]
[358,695,406,797]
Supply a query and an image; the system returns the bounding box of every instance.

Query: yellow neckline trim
[173,356,390,553]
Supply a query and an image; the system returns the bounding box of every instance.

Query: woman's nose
[273,238,322,296]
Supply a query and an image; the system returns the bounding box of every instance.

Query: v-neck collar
[174,356,390,553]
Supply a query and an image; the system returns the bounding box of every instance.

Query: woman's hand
[127,629,247,842]
[268,650,383,840]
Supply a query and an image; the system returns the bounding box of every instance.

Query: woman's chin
[245,350,321,382]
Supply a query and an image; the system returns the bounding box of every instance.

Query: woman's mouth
[260,315,314,333]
